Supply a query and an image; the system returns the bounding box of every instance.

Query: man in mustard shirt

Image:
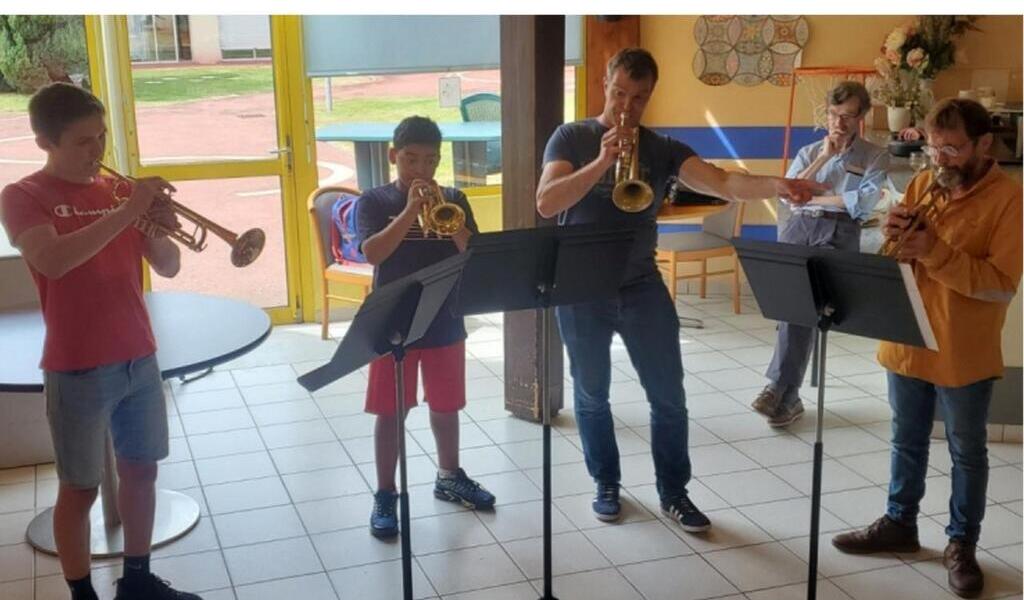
[832,98,1022,599]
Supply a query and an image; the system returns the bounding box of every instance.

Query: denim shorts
[43,354,169,489]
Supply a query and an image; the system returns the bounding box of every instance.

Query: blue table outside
[316,121,501,191]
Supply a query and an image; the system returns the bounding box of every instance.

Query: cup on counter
[908,150,928,172]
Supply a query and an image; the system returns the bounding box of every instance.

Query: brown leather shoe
[944,539,984,598]
[831,515,920,554]
[751,386,781,417]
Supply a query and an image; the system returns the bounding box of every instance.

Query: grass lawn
[0,92,30,113]
[130,64,274,105]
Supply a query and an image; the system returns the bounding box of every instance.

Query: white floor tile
[282,466,369,503]
[410,511,494,555]
[212,504,306,548]
[235,573,339,600]
[312,525,402,570]
[503,530,610,578]
[702,469,802,506]
[620,554,740,600]
[477,499,575,542]
[223,536,322,586]
[583,520,693,565]
[328,558,436,599]
[536,567,644,600]
[417,543,525,596]
[832,564,958,599]
[703,542,808,591]
[739,498,849,541]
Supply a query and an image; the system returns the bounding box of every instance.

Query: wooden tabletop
[657,201,731,221]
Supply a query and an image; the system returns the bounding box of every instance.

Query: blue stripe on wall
[654,126,821,160]
[659,223,777,241]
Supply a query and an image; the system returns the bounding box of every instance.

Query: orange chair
[308,186,373,340]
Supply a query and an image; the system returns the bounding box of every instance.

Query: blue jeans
[556,278,690,501]
[886,372,993,544]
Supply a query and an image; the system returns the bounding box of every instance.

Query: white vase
[887,106,912,132]
[918,78,935,113]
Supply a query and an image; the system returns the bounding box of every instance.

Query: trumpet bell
[428,204,465,236]
[612,180,654,213]
[231,228,266,268]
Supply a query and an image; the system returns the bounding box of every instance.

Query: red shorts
[365,341,466,416]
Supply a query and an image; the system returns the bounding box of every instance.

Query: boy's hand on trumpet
[123,176,175,219]
[144,199,180,237]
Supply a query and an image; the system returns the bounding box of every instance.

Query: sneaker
[369,490,399,538]
[434,468,495,509]
[114,573,202,599]
[832,515,920,554]
[592,483,621,522]
[767,400,805,427]
[661,494,711,533]
[751,386,782,417]
[944,539,984,598]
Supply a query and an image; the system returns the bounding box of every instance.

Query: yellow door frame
[87,15,315,326]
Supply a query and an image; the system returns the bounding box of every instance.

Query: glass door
[114,15,303,323]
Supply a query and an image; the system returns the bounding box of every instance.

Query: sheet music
[899,263,939,351]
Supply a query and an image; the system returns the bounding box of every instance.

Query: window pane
[128,16,278,165]
[0,15,91,257]
[312,66,577,191]
[148,176,288,308]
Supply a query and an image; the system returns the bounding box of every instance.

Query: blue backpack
[330,193,367,264]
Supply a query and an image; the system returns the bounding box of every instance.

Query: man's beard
[945,154,988,188]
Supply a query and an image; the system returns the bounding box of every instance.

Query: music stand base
[26,489,200,558]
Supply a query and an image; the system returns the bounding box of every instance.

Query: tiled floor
[1,292,1021,599]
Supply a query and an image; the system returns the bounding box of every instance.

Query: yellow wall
[641,15,1023,223]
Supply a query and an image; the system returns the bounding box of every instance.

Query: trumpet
[878,166,962,258]
[612,111,655,213]
[416,182,465,237]
[98,163,265,268]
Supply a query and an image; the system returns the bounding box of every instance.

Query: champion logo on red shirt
[53,204,116,218]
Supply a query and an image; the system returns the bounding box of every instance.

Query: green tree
[0,16,87,93]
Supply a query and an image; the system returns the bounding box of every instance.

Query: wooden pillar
[499,16,565,422]
[585,16,642,116]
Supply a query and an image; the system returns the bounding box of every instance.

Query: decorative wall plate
[693,15,809,87]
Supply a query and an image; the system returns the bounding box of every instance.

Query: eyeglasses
[922,139,973,159]
[826,110,860,124]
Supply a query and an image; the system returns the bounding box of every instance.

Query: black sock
[123,553,151,584]
[67,574,99,600]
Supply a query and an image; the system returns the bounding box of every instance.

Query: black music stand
[298,252,469,600]
[734,238,935,600]
[452,223,636,600]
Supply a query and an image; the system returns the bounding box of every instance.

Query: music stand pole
[391,333,414,600]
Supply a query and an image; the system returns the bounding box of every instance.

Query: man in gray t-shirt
[537,48,824,533]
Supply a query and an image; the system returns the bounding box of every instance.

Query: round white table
[0,291,271,557]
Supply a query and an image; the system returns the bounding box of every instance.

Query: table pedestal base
[26,489,200,558]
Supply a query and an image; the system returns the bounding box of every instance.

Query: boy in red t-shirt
[0,83,201,600]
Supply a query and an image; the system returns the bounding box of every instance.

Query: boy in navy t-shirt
[356,116,495,538]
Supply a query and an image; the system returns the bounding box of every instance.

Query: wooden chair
[308,185,373,340]
[656,199,746,314]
